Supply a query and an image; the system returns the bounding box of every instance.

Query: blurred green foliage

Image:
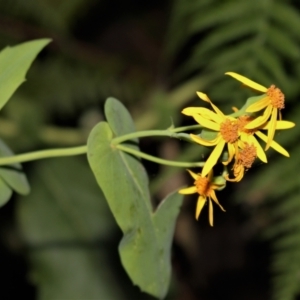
[0,0,299,299]
[17,158,123,299]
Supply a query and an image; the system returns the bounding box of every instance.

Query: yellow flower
[225,72,285,150]
[225,142,257,182]
[178,169,225,226]
[182,92,239,177]
[182,88,294,180]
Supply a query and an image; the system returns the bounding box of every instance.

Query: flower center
[237,115,256,134]
[194,176,211,196]
[267,85,285,109]
[220,118,239,143]
[238,143,257,169]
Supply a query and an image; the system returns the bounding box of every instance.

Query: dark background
[0,0,299,299]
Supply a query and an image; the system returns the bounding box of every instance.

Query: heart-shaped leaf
[87,98,183,299]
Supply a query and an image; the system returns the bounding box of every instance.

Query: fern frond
[164,1,300,299]
[189,1,251,33]
[165,0,300,102]
[268,26,300,60]
[271,2,300,39]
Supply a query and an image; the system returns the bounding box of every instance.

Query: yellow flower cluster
[179,72,295,226]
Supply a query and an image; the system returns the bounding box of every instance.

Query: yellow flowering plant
[180,73,295,224]
[0,39,295,299]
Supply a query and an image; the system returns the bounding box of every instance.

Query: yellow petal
[246,96,269,113]
[196,91,225,118]
[265,108,277,150]
[235,169,245,182]
[270,141,290,157]
[196,91,211,103]
[255,131,290,157]
[262,120,295,130]
[225,173,241,182]
[182,107,222,123]
[196,196,206,220]
[182,107,205,116]
[187,169,199,181]
[178,186,197,194]
[198,107,223,123]
[190,133,220,146]
[195,196,206,220]
[207,169,214,181]
[226,170,244,182]
[245,105,272,129]
[193,114,220,131]
[202,139,226,176]
[248,135,267,163]
[222,142,236,165]
[208,199,213,226]
[210,190,226,212]
[239,132,250,143]
[225,72,268,92]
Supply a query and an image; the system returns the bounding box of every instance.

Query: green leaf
[0,38,51,111]
[105,97,138,141]
[0,139,30,195]
[17,158,122,300]
[87,99,183,299]
[0,177,12,206]
[119,191,182,299]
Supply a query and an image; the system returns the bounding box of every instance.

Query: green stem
[0,124,202,166]
[116,144,205,168]
[112,130,172,145]
[173,124,202,132]
[112,124,202,145]
[0,145,87,166]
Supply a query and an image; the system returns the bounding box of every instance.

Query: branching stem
[111,124,202,145]
[116,144,205,168]
[0,124,203,166]
[0,145,87,166]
